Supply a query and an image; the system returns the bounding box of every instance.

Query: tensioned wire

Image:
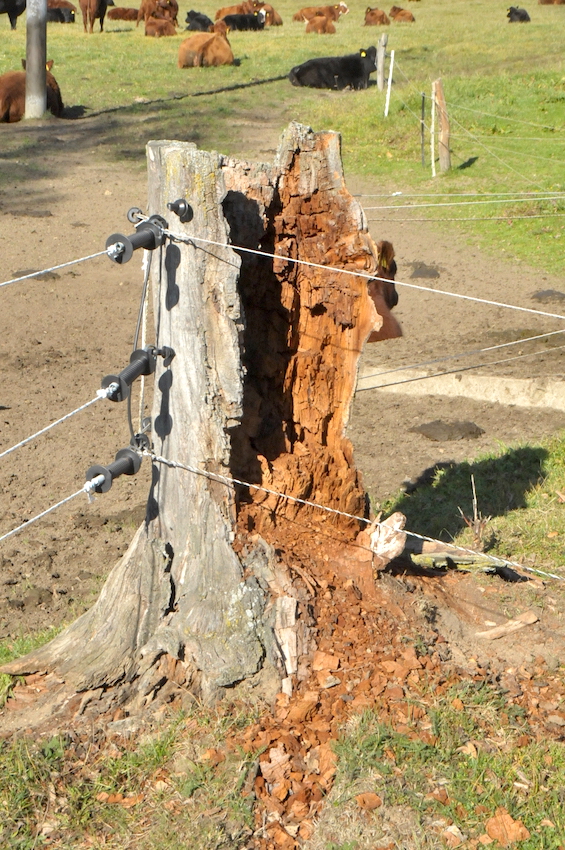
[0,250,110,289]
[160,227,565,323]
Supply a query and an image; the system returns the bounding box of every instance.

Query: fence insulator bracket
[167,198,193,223]
[106,214,168,265]
[85,447,142,494]
[101,345,175,402]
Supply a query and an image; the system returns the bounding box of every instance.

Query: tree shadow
[386,445,548,549]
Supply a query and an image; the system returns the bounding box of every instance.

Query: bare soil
[1,111,565,688]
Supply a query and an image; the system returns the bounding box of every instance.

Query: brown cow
[145,14,175,32]
[108,5,137,17]
[367,241,402,343]
[47,0,77,9]
[389,5,415,20]
[292,2,347,20]
[305,12,335,31]
[364,6,389,24]
[256,2,282,24]
[215,1,252,18]
[539,0,565,4]
[0,59,64,123]
[137,0,176,24]
[178,27,234,66]
[80,0,109,30]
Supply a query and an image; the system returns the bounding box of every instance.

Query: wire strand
[0,250,111,290]
[163,229,565,323]
[363,196,564,210]
[0,386,116,462]
[145,451,563,581]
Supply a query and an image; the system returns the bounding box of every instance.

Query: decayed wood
[0,123,399,718]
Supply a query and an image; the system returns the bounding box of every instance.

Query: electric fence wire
[144,450,564,582]
[0,249,112,290]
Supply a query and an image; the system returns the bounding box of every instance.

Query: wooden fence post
[377,32,388,91]
[384,49,394,117]
[25,0,47,119]
[433,77,451,173]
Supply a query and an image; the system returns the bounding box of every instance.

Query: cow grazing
[293,2,347,21]
[289,45,377,89]
[0,0,26,29]
[80,0,110,30]
[178,27,234,65]
[0,59,64,123]
[507,5,530,20]
[222,9,264,27]
[389,5,414,20]
[108,6,138,18]
[215,1,252,18]
[185,9,214,28]
[364,7,389,25]
[367,241,402,343]
[305,12,335,31]
[145,14,175,32]
[47,5,75,18]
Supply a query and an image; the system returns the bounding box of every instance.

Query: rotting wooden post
[377,32,388,91]
[25,0,47,119]
[0,123,407,730]
[384,48,394,117]
[433,77,451,173]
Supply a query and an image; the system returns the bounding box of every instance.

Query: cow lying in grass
[292,2,347,20]
[108,6,138,19]
[389,5,414,21]
[305,12,336,31]
[289,46,377,89]
[178,21,234,66]
[364,7,389,25]
[0,59,64,123]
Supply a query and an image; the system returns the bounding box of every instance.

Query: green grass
[1,0,565,272]
[319,682,565,849]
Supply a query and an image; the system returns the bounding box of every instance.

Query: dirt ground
[1,111,565,677]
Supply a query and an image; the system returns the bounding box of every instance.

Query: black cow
[0,0,26,29]
[222,9,264,28]
[289,46,377,90]
[185,8,214,29]
[507,5,530,20]
[47,6,75,19]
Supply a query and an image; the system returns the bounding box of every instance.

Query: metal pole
[25,0,47,120]
[384,49,394,118]
[431,81,436,178]
[420,92,425,167]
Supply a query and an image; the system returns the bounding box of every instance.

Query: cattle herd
[0,0,563,119]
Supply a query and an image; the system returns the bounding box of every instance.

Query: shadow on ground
[387,445,548,543]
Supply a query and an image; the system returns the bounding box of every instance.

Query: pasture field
[1,0,565,272]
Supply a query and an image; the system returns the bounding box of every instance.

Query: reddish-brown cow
[0,59,63,123]
[108,5,137,17]
[251,1,282,24]
[389,5,415,21]
[145,14,175,32]
[305,12,335,31]
[47,0,77,10]
[137,0,176,24]
[178,25,234,66]
[364,6,389,25]
[367,241,402,343]
[214,1,252,18]
[292,2,347,20]
[79,0,109,31]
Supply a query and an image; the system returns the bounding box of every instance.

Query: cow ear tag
[360,50,366,56]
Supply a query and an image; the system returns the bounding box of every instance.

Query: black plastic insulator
[127,207,143,224]
[101,346,157,402]
[167,198,193,223]
[85,447,142,494]
[106,214,168,265]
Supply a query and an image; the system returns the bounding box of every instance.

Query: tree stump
[0,122,401,729]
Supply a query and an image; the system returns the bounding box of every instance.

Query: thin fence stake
[431,80,437,177]
[384,49,394,117]
[421,92,425,167]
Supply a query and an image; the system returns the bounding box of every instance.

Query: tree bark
[0,122,398,723]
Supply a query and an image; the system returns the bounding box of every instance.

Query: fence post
[433,77,451,173]
[384,49,394,117]
[420,92,425,167]
[430,81,436,177]
[25,0,47,119]
[377,32,388,91]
